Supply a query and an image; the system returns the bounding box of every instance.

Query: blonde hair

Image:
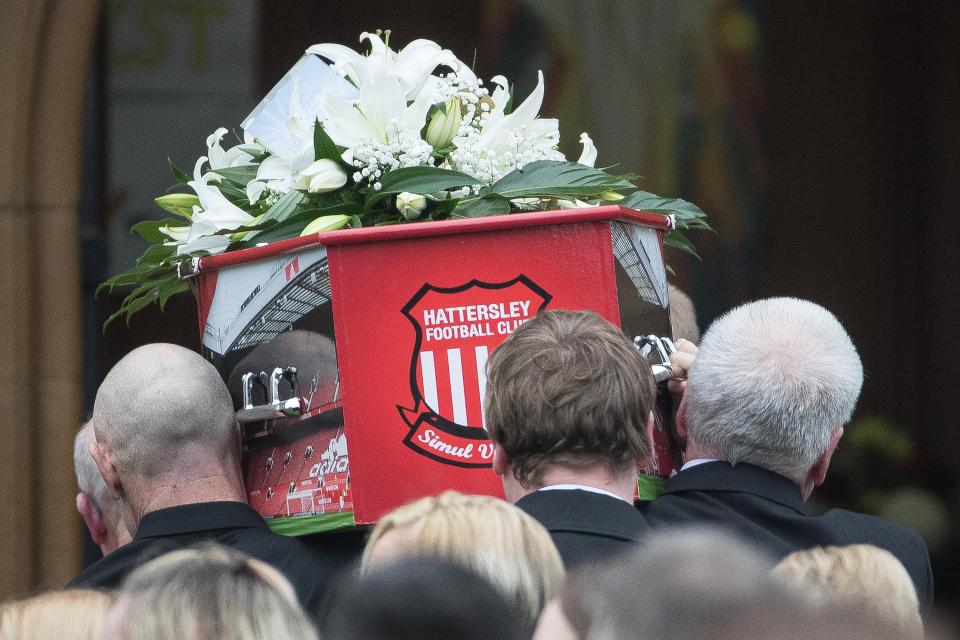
[362,491,565,627]
[0,589,113,640]
[110,544,317,640]
[772,544,923,639]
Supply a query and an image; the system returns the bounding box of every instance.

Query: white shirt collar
[537,483,630,503]
[668,458,720,478]
[681,458,719,471]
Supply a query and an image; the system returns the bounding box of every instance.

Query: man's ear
[801,427,844,501]
[76,492,108,546]
[639,411,656,467]
[674,397,689,448]
[492,443,509,477]
[90,441,122,500]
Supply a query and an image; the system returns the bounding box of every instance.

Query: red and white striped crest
[398,276,552,466]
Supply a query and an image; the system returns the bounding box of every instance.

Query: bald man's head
[93,343,237,477]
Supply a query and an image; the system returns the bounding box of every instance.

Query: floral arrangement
[102,31,710,327]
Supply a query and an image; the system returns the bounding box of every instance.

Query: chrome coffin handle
[634,335,677,383]
[237,366,302,423]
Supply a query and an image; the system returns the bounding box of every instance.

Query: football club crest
[398,275,552,467]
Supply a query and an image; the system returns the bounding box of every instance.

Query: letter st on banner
[398,277,551,466]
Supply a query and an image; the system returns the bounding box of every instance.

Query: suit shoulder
[818,507,931,563]
[820,508,926,542]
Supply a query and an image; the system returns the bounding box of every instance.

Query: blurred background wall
[2,0,958,607]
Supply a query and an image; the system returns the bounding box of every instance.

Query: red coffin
[191,205,674,535]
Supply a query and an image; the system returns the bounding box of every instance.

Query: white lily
[206,127,263,170]
[577,132,597,167]
[450,70,565,183]
[245,77,320,203]
[556,198,595,209]
[479,71,562,157]
[295,159,349,193]
[308,31,460,101]
[300,214,351,236]
[176,232,231,255]
[319,63,434,148]
[424,97,463,148]
[396,192,428,220]
[159,224,190,244]
[177,156,254,254]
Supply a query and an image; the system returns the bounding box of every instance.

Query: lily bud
[396,192,428,220]
[155,193,200,219]
[295,159,349,193]
[577,132,597,168]
[600,192,625,201]
[159,224,190,243]
[425,97,463,149]
[300,214,351,236]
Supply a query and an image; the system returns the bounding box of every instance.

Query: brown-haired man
[486,309,657,568]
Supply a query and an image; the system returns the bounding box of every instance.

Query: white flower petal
[306,42,367,86]
[176,233,231,255]
[256,155,292,181]
[479,70,545,148]
[577,132,597,167]
[159,225,190,243]
[246,180,269,204]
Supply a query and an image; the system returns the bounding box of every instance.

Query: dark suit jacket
[516,489,650,569]
[68,501,336,616]
[640,462,934,610]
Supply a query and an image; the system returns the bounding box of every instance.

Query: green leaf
[101,269,185,330]
[211,165,258,187]
[241,219,312,245]
[211,180,254,210]
[158,280,190,311]
[452,194,511,218]
[130,218,185,245]
[620,191,711,230]
[305,190,343,210]
[664,230,701,260]
[168,157,191,185]
[240,201,364,245]
[365,167,480,208]
[486,161,635,200]
[137,242,177,264]
[428,197,460,216]
[313,120,347,167]
[121,294,161,326]
[259,189,306,225]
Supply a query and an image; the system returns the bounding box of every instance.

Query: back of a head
[0,589,113,640]
[323,556,525,640]
[558,528,795,640]
[74,421,117,519]
[94,343,237,477]
[485,310,656,485]
[668,284,700,345]
[773,544,923,639]
[361,491,564,629]
[109,544,317,640]
[685,297,863,482]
